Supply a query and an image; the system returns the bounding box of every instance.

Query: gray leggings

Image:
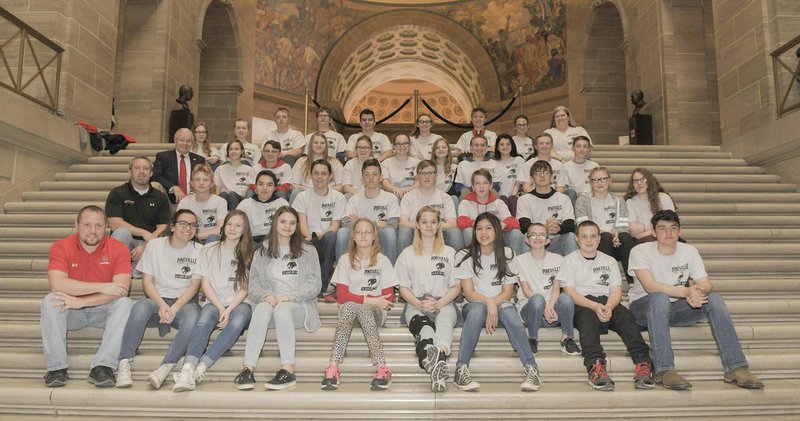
[243,301,305,367]
[328,302,386,366]
[403,304,458,353]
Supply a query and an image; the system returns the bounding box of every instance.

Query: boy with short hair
[563,135,599,204]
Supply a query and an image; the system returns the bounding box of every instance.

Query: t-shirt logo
[325,210,332,218]
[436,262,446,270]
[378,212,386,220]
[286,261,297,270]
[598,273,610,286]
[674,273,685,287]
[544,275,555,290]
[180,266,191,274]
[239,176,247,182]
[509,167,517,175]
[361,277,378,291]
[207,215,216,225]
[100,255,110,265]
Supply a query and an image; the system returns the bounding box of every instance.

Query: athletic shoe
[234,367,256,390]
[87,366,116,388]
[323,294,338,303]
[560,338,581,356]
[528,338,538,355]
[587,359,614,391]
[115,358,133,388]
[172,365,195,392]
[320,365,340,391]
[430,360,449,393]
[521,364,541,392]
[148,363,175,390]
[193,363,207,384]
[370,366,392,390]
[44,368,68,388]
[453,364,480,391]
[265,369,297,390]
[655,369,692,390]
[421,345,439,374]
[724,367,765,389]
[633,362,655,389]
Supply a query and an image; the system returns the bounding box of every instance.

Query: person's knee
[41,293,61,316]
[530,294,546,312]
[557,293,575,308]
[648,292,671,313]
[464,302,488,320]
[705,292,726,309]
[110,296,133,313]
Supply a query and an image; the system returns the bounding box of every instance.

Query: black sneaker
[234,367,255,390]
[560,338,581,356]
[87,366,116,388]
[265,369,297,390]
[587,359,615,391]
[44,368,68,388]
[528,338,538,355]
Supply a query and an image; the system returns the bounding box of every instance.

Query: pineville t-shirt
[453,247,516,302]
[193,242,241,307]
[395,245,458,298]
[559,250,621,297]
[345,190,399,222]
[292,188,346,232]
[267,245,301,297]
[177,194,228,232]
[236,197,290,237]
[136,237,201,298]
[511,251,563,305]
[381,156,421,189]
[563,159,599,194]
[400,188,457,221]
[330,254,397,297]
[627,242,708,304]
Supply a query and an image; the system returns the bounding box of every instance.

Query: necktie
[179,155,187,194]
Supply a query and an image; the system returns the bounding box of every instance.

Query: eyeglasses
[394,142,410,147]
[591,176,610,184]
[418,171,436,177]
[527,233,547,240]
[515,124,528,128]
[175,221,198,229]
[632,177,647,184]
[356,145,371,150]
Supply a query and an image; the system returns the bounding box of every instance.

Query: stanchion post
[304,89,309,135]
[518,86,523,116]
[414,89,419,123]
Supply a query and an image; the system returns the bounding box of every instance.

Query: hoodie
[456,190,519,232]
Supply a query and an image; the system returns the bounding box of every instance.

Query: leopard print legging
[329,301,386,365]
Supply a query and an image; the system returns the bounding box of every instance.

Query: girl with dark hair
[214,140,252,210]
[178,163,226,243]
[234,206,322,390]
[493,133,524,215]
[411,113,443,159]
[452,212,540,393]
[248,140,292,201]
[624,167,676,242]
[116,209,202,389]
[512,115,535,159]
[237,170,290,246]
[321,218,397,391]
[173,210,254,392]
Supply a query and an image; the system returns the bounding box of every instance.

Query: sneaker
[44,368,68,388]
[560,338,581,356]
[87,366,116,388]
[421,345,439,374]
[265,369,296,390]
[521,364,541,392]
[193,363,208,384]
[370,366,392,390]
[724,367,765,389]
[115,358,133,388]
[323,293,338,303]
[430,360,449,393]
[655,369,692,390]
[527,338,538,355]
[633,362,655,389]
[234,367,256,390]
[587,359,614,391]
[148,363,175,390]
[172,365,195,392]
[320,365,340,391]
[453,364,480,391]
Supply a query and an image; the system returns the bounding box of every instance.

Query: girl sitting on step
[177,164,226,244]
[236,170,289,247]
[172,210,254,392]
[234,206,321,391]
[321,218,397,391]
[396,206,460,393]
[624,167,677,243]
[214,140,252,211]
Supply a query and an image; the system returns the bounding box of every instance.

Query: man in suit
[153,128,205,203]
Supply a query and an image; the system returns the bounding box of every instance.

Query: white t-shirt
[345,190,399,222]
[400,188,457,221]
[292,188,346,232]
[456,129,497,152]
[411,133,443,159]
[627,242,708,303]
[519,157,566,189]
[342,158,366,192]
[511,252,563,305]
[177,194,227,232]
[137,237,201,299]
[346,131,392,159]
[214,163,253,196]
[305,130,346,158]
[194,242,241,307]
[563,159,600,194]
[287,157,344,189]
[513,135,535,159]
[248,161,292,187]
[381,156,421,189]
[457,196,512,223]
[517,191,574,224]
[331,253,397,297]
[559,250,621,297]
[544,126,590,161]
[455,159,503,190]
[396,245,458,298]
[436,163,456,193]
[495,157,525,196]
[263,128,305,153]
[626,193,676,226]
[584,194,621,233]
[268,245,300,297]
[236,197,290,237]
[454,247,516,302]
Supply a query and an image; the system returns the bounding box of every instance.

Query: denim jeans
[520,293,575,340]
[457,301,536,368]
[110,227,145,277]
[219,191,243,211]
[184,303,252,368]
[336,226,399,264]
[40,293,133,371]
[564,188,578,206]
[629,292,748,373]
[398,226,464,254]
[462,227,526,256]
[243,301,306,367]
[118,297,201,364]
[404,303,458,353]
[546,232,578,257]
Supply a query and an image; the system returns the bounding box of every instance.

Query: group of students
[41,104,764,395]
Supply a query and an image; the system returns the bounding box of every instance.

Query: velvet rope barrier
[420,93,518,129]
[311,97,412,129]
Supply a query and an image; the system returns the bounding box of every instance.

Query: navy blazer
[152,149,205,202]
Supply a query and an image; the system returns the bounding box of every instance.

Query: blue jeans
[520,294,575,340]
[336,226,399,264]
[118,297,201,364]
[564,188,578,206]
[184,303,252,368]
[630,292,748,373]
[40,293,133,371]
[462,227,526,256]
[546,232,578,257]
[398,226,464,254]
[219,191,243,211]
[457,301,536,368]
[110,227,145,277]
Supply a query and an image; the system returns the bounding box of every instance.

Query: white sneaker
[172,365,195,392]
[193,362,208,384]
[115,359,132,388]
[521,364,541,392]
[148,363,175,389]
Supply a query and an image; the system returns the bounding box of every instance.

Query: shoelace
[458,367,473,383]
[634,363,651,379]
[195,372,207,383]
[324,366,339,379]
[525,366,539,381]
[374,366,391,380]
[590,362,609,381]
